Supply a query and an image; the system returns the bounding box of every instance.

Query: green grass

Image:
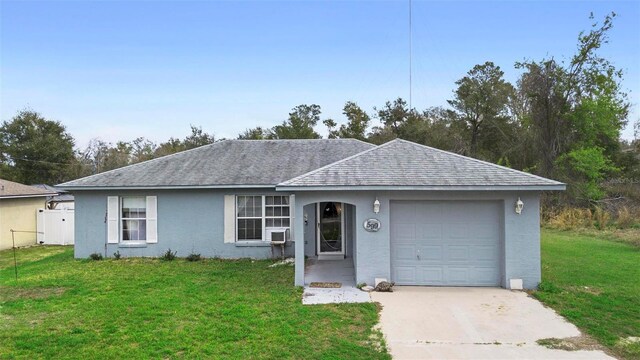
[537,229,640,359]
[0,247,388,359]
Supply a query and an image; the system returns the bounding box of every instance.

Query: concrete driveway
[371,287,614,359]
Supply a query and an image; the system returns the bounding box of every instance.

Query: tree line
[1,13,638,206]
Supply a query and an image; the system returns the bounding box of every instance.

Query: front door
[317,202,344,256]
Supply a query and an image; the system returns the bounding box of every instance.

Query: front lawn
[537,229,640,359]
[0,247,388,359]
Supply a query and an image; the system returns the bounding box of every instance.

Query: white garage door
[390,201,502,286]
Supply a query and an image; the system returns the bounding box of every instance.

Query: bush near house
[0,246,388,359]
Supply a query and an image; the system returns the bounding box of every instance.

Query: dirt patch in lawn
[0,286,67,302]
[567,285,603,296]
[537,335,605,352]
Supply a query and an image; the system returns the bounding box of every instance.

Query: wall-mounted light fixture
[515,197,524,215]
[373,197,381,214]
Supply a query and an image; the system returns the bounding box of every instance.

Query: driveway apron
[371,287,614,359]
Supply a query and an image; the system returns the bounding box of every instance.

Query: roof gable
[278,139,565,190]
[58,139,375,189]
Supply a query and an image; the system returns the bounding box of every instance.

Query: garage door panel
[473,267,500,284]
[394,267,417,284]
[447,267,470,283]
[393,224,416,242]
[415,202,444,221]
[393,203,418,221]
[418,245,443,261]
[394,245,416,261]
[416,223,442,240]
[474,245,498,261]
[447,224,468,240]
[420,267,444,284]
[391,201,502,287]
[448,245,469,261]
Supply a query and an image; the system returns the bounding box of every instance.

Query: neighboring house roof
[278,139,565,191]
[31,184,75,202]
[0,179,58,199]
[57,139,376,189]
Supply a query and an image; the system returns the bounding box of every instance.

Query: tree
[448,62,515,158]
[375,98,410,136]
[154,137,184,157]
[155,125,215,157]
[415,107,467,153]
[322,119,338,138]
[131,137,157,163]
[327,102,371,141]
[270,104,322,139]
[516,12,628,180]
[0,110,75,184]
[238,127,269,140]
[183,125,215,150]
[555,147,617,202]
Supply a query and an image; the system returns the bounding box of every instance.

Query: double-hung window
[121,197,147,241]
[236,196,263,241]
[236,195,290,242]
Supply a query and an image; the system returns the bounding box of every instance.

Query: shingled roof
[0,179,57,199]
[58,139,375,189]
[277,139,565,190]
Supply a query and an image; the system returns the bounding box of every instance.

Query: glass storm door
[317,202,344,254]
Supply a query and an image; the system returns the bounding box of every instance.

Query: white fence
[37,208,75,245]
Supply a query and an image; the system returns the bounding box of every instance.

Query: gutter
[56,184,277,191]
[0,193,58,199]
[274,185,567,192]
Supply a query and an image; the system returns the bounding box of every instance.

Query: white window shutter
[146,196,158,243]
[107,196,119,244]
[224,195,236,243]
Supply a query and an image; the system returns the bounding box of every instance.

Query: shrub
[89,253,103,261]
[616,206,635,228]
[113,250,122,260]
[161,249,177,261]
[546,207,593,230]
[593,206,611,230]
[186,253,202,262]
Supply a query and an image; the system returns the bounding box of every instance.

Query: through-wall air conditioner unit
[266,228,288,244]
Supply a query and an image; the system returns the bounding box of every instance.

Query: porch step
[317,254,345,261]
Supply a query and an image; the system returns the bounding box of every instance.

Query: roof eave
[275,184,567,191]
[56,184,278,191]
[0,193,56,199]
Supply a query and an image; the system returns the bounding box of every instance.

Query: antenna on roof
[409,0,413,110]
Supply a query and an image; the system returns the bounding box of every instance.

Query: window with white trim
[121,197,147,241]
[237,196,263,241]
[236,195,290,242]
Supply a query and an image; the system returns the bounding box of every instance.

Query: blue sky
[1,0,639,147]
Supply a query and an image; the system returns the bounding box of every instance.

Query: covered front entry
[390,201,502,286]
[302,201,356,285]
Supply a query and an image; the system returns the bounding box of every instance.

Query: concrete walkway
[302,257,371,305]
[371,287,614,359]
[302,286,371,305]
[304,257,356,286]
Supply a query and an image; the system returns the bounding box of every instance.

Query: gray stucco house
[58,138,564,289]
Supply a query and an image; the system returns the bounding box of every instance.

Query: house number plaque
[363,218,381,232]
